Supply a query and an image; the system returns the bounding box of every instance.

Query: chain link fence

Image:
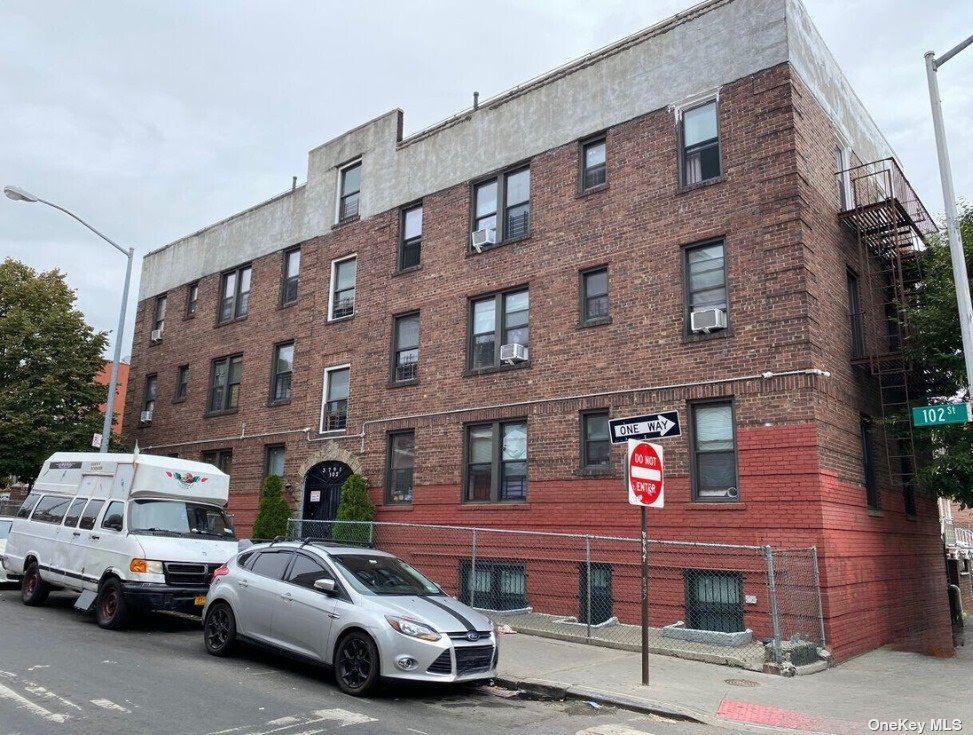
[287,519,825,671]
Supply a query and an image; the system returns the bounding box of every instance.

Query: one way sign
[609,411,681,443]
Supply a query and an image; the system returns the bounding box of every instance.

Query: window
[581,267,609,324]
[175,365,189,402]
[329,256,357,320]
[63,498,87,527]
[288,553,334,589]
[582,411,610,469]
[209,355,242,413]
[143,375,157,419]
[690,401,738,501]
[32,495,71,524]
[685,570,744,633]
[201,449,233,475]
[252,550,293,580]
[392,313,419,383]
[281,248,300,305]
[386,431,415,504]
[399,205,422,270]
[152,295,167,340]
[17,494,40,519]
[579,562,613,624]
[680,100,720,186]
[685,241,727,328]
[466,421,527,502]
[469,288,529,370]
[271,342,294,402]
[321,366,350,432]
[861,416,879,510]
[472,166,530,247]
[338,161,361,221]
[265,445,285,479]
[78,499,105,531]
[101,501,125,531]
[848,270,865,359]
[581,137,607,191]
[459,560,526,610]
[186,283,199,318]
[218,265,252,323]
[836,146,853,210]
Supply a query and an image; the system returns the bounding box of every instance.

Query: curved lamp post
[4,185,135,453]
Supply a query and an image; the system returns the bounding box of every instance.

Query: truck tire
[21,562,50,606]
[95,578,130,630]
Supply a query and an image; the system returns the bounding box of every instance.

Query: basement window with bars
[459,560,527,611]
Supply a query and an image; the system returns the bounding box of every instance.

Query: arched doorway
[303,461,353,522]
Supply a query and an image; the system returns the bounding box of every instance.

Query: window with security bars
[386,431,415,504]
[329,256,357,320]
[271,342,294,402]
[281,248,300,305]
[582,411,610,469]
[579,562,613,625]
[690,400,738,501]
[470,288,529,370]
[322,366,350,432]
[209,355,242,413]
[466,421,527,502]
[399,205,422,270]
[685,241,727,327]
[472,167,530,249]
[392,313,419,383]
[459,560,526,611]
[219,265,251,324]
[685,570,744,633]
[581,267,609,323]
[338,161,361,221]
[680,100,720,186]
[581,138,607,191]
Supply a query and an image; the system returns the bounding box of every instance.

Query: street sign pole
[641,504,649,686]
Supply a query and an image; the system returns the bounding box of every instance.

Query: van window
[102,501,125,532]
[63,498,88,527]
[32,495,71,524]
[78,500,105,531]
[17,495,40,519]
[0,520,11,539]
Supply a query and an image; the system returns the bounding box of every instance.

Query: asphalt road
[0,586,719,735]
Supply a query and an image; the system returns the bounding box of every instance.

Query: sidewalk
[496,632,973,734]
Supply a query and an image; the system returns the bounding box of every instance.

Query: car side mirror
[313,578,336,595]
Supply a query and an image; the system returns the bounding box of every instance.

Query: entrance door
[302,462,353,534]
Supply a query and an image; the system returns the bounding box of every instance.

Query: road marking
[265,717,300,727]
[0,681,70,724]
[27,665,50,671]
[90,698,132,713]
[23,682,83,711]
[310,708,377,727]
[407,729,429,735]
[576,726,656,735]
[206,728,245,735]
[240,708,380,735]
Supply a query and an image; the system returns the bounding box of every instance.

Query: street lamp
[3,185,135,454]
[925,37,973,401]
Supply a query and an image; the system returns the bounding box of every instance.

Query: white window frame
[319,363,351,434]
[327,254,358,322]
[836,145,854,210]
[335,158,362,224]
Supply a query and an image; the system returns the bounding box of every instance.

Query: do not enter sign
[627,439,664,508]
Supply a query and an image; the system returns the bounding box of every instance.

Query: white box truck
[1,451,240,629]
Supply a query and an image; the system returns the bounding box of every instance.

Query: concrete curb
[494,675,709,724]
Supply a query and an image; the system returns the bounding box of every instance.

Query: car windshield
[130,500,236,539]
[332,553,441,596]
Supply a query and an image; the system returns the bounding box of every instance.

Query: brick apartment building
[124,0,952,661]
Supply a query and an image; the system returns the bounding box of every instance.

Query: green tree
[907,204,973,505]
[332,474,375,545]
[251,474,291,540]
[0,259,108,486]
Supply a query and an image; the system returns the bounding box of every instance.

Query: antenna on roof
[292,176,297,191]
[473,91,479,110]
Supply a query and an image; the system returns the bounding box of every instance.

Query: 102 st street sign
[609,411,681,443]
[912,403,972,428]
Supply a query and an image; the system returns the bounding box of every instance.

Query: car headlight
[385,615,441,642]
[129,559,164,574]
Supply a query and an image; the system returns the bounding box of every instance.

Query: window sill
[677,175,724,195]
[331,215,360,231]
[171,397,187,405]
[687,502,747,511]
[573,467,615,477]
[682,328,732,344]
[205,409,240,419]
[328,314,355,324]
[267,399,292,408]
[464,361,531,378]
[579,316,612,330]
[867,508,884,517]
[905,514,918,522]
[148,339,163,347]
[387,378,419,389]
[318,429,347,437]
[278,301,298,311]
[465,233,532,258]
[183,314,196,321]
[578,183,609,198]
[459,502,531,510]
[215,315,248,329]
[393,265,422,277]
[382,503,414,511]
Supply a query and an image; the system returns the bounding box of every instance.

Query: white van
[1,452,240,629]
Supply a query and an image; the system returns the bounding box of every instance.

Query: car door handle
[328,612,340,619]
[280,592,293,601]
[237,580,249,588]
[90,535,100,541]
[72,532,81,537]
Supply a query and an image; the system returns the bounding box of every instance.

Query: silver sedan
[202,541,497,696]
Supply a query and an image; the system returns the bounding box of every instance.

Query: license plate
[194,595,207,606]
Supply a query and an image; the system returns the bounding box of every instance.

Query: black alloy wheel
[21,562,49,606]
[95,578,130,630]
[335,632,380,696]
[203,602,237,656]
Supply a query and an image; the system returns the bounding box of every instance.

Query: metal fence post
[811,546,826,648]
[764,545,783,664]
[470,528,478,609]
[585,535,592,640]
[368,521,374,548]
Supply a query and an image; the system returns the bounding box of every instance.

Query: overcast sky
[2,0,972,360]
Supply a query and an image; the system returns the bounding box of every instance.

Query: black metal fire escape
[837,158,938,509]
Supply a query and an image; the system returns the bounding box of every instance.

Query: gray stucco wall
[138,0,895,300]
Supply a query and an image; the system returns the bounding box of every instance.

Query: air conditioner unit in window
[140,410,154,423]
[150,328,163,342]
[690,308,727,334]
[500,343,529,364]
[470,227,497,253]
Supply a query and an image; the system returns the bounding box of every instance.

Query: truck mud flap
[74,589,98,612]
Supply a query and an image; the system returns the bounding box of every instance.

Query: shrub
[332,474,374,545]
[251,475,291,540]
